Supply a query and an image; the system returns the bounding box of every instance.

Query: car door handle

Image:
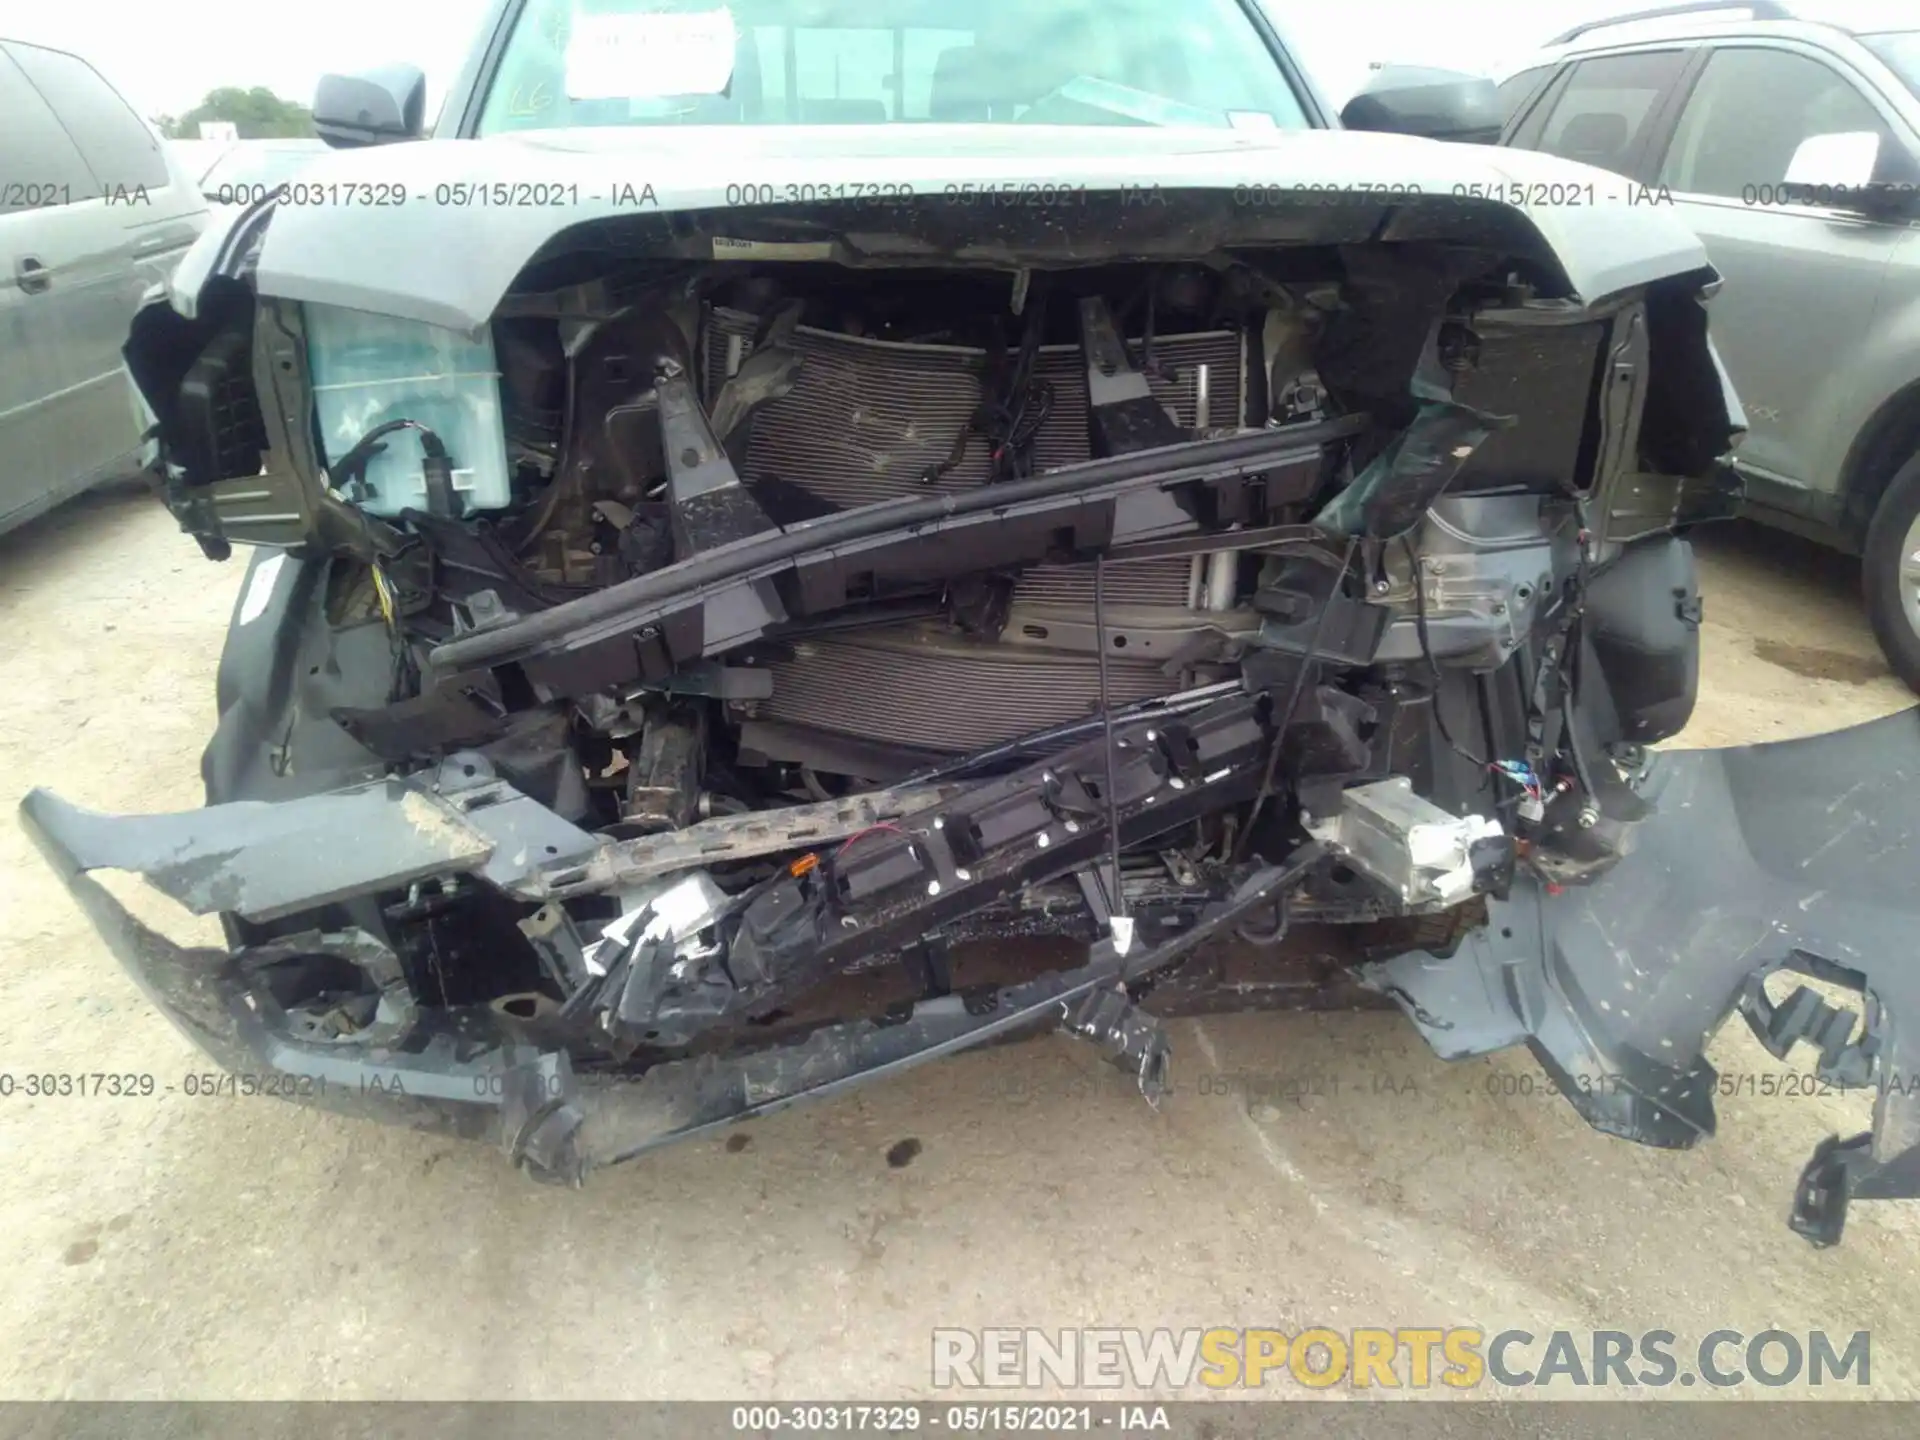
[132,232,181,257]
[15,256,51,294]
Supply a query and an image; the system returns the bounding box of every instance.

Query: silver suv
[1499,1,1920,689]
[0,38,207,537]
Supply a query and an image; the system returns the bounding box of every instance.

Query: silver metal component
[990,599,1261,661]
[1578,804,1601,830]
[955,867,972,882]
[927,880,943,896]
[724,330,745,379]
[1194,362,1212,430]
[1306,777,1504,910]
[1900,510,1920,641]
[1064,820,1081,834]
[545,783,958,896]
[518,903,593,987]
[1084,300,1158,409]
[1374,496,1566,670]
[594,871,728,973]
[1158,850,1200,887]
[1037,832,1052,849]
[1204,548,1238,611]
[1187,554,1206,610]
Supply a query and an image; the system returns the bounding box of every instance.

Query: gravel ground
[2,490,1917,1404]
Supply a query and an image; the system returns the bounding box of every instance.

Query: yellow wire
[372,565,396,629]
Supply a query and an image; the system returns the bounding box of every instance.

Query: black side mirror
[314,65,427,148]
[1340,66,1502,144]
[1862,143,1920,221]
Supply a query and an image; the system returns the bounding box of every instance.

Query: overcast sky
[0,0,1896,124]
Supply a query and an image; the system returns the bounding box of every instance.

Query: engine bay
[129,238,1732,1054]
[54,217,1788,1207]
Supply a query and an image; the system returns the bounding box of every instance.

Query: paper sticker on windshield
[565,7,737,100]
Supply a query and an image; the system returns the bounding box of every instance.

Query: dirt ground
[2,489,1918,1404]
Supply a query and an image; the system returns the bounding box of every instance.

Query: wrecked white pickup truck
[21,0,1916,1245]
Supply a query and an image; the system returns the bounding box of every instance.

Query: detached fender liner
[1366,706,1920,1245]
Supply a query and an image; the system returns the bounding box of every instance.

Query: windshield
[476,0,1309,134]
[1863,31,1920,102]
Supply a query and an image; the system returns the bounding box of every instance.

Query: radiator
[704,309,1246,509]
[706,309,1241,754]
[761,626,1175,754]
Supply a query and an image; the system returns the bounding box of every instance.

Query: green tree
[154,87,314,140]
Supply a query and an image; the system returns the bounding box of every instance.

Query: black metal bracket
[657,366,780,558]
[1078,295,1188,457]
[1060,984,1172,1106]
[159,465,232,561]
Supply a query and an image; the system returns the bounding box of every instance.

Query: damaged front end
[43,171,1908,1243]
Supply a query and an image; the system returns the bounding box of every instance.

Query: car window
[0,50,95,211]
[3,41,168,194]
[1532,50,1690,175]
[1496,66,1555,130]
[1658,47,1892,199]
[1863,31,1920,100]
[477,0,1311,133]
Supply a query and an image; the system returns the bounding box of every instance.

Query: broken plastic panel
[1314,397,1514,540]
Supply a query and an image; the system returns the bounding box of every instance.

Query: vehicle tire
[1863,453,1920,696]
